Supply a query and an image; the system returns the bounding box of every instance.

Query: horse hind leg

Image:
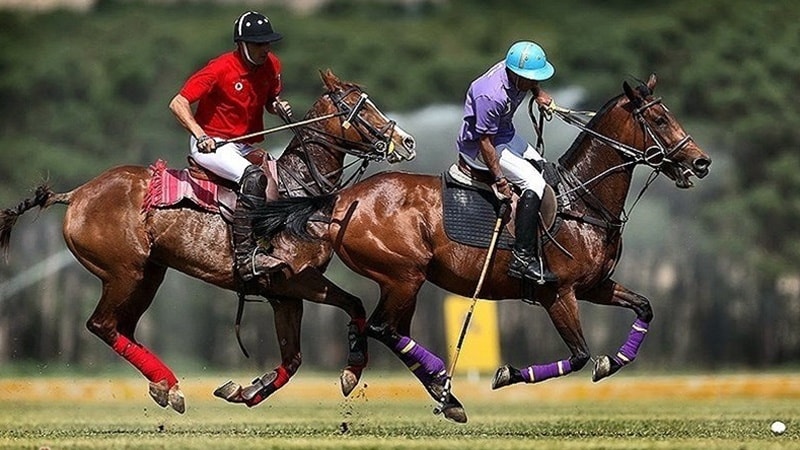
[367,322,467,424]
[84,262,186,413]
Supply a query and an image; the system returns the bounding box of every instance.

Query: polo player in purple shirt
[456,41,557,283]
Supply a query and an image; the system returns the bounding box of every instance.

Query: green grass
[0,379,797,449]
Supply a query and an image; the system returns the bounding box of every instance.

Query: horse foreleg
[493,289,590,389]
[580,279,653,382]
[214,298,302,407]
[268,268,369,397]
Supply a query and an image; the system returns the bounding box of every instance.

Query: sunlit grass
[0,374,797,449]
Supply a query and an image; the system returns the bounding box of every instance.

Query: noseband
[280,86,398,196]
[633,97,693,168]
[326,87,397,161]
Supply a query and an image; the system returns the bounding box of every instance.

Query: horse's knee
[569,353,590,371]
[85,317,114,344]
[366,322,395,344]
[635,297,653,323]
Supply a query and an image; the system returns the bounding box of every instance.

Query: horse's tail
[1,185,72,259]
[252,194,337,241]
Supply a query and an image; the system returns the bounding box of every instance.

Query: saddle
[142,150,280,222]
[441,157,564,250]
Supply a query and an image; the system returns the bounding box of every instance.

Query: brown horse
[0,70,415,413]
[255,74,711,423]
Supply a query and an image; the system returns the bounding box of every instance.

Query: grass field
[0,372,797,449]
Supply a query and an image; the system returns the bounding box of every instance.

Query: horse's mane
[557,79,652,167]
[251,194,337,241]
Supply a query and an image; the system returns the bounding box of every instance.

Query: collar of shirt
[231,49,264,77]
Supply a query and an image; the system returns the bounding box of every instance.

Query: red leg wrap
[273,365,291,389]
[112,335,178,386]
[244,365,292,407]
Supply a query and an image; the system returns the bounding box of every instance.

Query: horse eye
[654,116,667,126]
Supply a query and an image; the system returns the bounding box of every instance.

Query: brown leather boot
[233,165,285,281]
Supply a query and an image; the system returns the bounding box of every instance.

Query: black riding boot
[233,165,283,281]
[507,189,558,284]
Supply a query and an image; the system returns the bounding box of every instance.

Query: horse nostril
[694,157,711,177]
[403,136,416,151]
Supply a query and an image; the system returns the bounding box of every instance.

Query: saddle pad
[441,172,514,251]
[143,159,236,221]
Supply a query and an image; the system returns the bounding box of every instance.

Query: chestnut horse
[255,75,711,423]
[0,70,416,413]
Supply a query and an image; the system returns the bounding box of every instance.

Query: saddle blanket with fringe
[441,169,515,251]
[142,159,236,221]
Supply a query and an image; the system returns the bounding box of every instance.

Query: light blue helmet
[504,41,555,81]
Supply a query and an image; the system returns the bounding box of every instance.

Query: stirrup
[239,248,288,281]
[526,257,558,285]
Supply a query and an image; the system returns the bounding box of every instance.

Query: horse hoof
[241,370,278,402]
[213,380,243,402]
[148,380,170,408]
[439,393,468,424]
[442,404,468,424]
[491,365,512,390]
[168,385,186,414]
[340,368,361,397]
[592,355,620,382]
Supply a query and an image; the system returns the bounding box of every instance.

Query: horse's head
[314,69,416,163]
[622,74,711,188]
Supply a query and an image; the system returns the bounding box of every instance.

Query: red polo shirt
[179,50,282,144]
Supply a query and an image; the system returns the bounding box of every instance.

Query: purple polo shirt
[456,61,528,160]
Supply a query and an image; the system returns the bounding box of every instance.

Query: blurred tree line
[0,0,798,377]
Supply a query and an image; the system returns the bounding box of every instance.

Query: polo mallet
[218,112,345,145]
[435,203,507,414]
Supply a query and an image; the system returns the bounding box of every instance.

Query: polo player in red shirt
[169,11,291,282]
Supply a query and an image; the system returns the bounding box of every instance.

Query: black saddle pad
[441,172,515,250]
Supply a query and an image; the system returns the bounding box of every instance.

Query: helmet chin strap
[238,42,260,66]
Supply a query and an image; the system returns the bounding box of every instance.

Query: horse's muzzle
[692,156,711,179]
[388,134,417,163]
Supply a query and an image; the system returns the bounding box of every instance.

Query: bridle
[278,85,398,196]
[544,92,695,232]
[555,96,694,173]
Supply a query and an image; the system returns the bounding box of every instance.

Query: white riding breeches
[189,136,258,184]
[462,133,547,198]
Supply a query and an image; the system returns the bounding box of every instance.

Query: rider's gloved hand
[197,135,217,153]
[535,92,556,118]
[493,176,512,202]
[273,98,293,120]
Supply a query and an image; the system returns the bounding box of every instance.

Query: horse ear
[646,73,657,92]
[623,80,637,102]
[320,69,341,91]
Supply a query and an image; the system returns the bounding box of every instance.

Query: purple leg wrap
[613,319,649,365]
[520,359,573,383]
[394,336,446,385]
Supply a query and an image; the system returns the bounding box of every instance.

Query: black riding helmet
[233,11,282,44]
